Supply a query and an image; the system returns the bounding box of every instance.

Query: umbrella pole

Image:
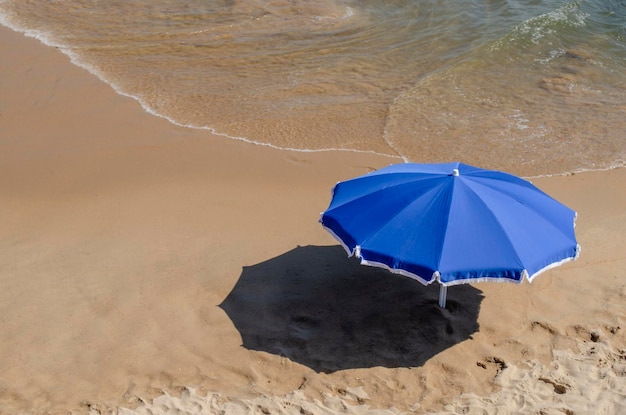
[438,284,447,308]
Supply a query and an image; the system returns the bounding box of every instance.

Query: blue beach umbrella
[320,162,580,308]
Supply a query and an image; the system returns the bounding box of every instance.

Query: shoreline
[0,17,402,163]
[1,24,625,414]
[1,20,623,179]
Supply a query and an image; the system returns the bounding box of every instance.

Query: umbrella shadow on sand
[220,245,483,373]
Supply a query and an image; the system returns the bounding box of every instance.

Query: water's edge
[1,18,623,180]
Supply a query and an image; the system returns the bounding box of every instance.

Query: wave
[0,6,395,160]
[491,1,588,50]
[1,0,623,176]
[383,1,626,177]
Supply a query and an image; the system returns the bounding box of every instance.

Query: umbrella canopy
[320,162,580,307]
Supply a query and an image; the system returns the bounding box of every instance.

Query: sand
[0,25,624,415]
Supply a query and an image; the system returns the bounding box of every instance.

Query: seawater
[1,0,624,176]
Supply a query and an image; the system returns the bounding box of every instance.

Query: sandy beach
[1,25,624,415]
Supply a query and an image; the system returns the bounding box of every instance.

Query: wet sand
[0,25,624,414]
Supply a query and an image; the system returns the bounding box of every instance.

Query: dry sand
[1,25,624,414]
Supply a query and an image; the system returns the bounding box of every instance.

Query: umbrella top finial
[452,168,460,177]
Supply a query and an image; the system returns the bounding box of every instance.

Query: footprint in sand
[476,356,508,378]
[538,377,571,394]
[531,321,559,335]
[566,324,602,342]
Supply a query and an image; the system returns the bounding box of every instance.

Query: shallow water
[1,0,624,176]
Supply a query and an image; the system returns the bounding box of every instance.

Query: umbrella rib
[322,176,448,254]
[459,177,577,282]
[324,172,440,212]
[467,175,577,242]
[354,182,448,248]
[352,182,451,285]
[448,179,526,278]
